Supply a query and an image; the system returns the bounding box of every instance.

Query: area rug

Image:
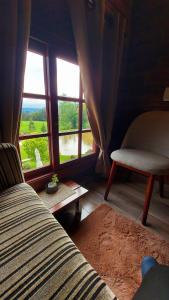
[71,204,169,300]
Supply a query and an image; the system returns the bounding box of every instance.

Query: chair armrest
[0,143,24,191]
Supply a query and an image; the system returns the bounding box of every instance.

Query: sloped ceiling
[31,0,74,45]
[31,0,131,43]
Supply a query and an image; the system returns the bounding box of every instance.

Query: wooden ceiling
[106,0,131,16]
[31,0,74,45]
[31,0,131,45]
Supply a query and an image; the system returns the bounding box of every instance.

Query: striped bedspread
[0,183,116,300]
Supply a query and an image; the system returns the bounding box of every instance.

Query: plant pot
[46,182,58,194]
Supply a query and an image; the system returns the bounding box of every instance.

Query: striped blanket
[0,183,116,300]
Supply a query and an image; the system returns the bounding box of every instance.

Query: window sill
[25,153,98,191]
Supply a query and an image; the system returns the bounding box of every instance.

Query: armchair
[105,111,169,225]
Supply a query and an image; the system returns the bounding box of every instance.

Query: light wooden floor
[79,175,169,241]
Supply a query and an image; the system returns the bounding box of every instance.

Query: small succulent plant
[51,174,59,185]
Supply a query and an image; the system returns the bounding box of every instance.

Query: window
[56,58,94,164]
[19,51,50,172]
[19,44,95,176]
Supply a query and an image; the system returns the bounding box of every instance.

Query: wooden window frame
[55,57,94,164]
[19,41,53,180]
[19,39,97,182]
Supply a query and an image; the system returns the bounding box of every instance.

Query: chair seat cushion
[110,149,169,175]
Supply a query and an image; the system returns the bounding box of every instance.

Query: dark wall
[110,0,169,151]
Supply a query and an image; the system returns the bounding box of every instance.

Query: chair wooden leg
[159,176,164,198]
[142,175,155,226]
[104,161,117,200]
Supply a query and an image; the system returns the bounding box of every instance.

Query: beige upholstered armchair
[105,111,169,225]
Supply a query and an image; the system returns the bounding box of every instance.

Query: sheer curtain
[69,0,126,176]
[0,0,31,145]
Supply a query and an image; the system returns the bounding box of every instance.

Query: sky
[22,98,45,109]
[24,51,45,95]
[23,51,80,109]
[57,58,80,98]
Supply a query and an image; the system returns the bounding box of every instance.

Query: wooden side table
[38,180,88,219]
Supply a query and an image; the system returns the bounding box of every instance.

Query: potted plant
[46,174,59,194]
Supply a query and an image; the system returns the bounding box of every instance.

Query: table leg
[75,200,81,223]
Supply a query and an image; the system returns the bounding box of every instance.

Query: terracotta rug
[71,204,169,300]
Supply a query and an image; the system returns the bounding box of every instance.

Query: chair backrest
[122,111,169,158]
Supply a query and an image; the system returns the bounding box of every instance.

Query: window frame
[56,57,94,164]
[19,41,52,178]
[19,39,97,180]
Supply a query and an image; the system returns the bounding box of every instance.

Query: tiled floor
[79,175,169,241]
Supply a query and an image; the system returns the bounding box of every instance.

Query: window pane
[82,132,94,156]
[19,137,50,171]
[57,58,80,98]
[82,103,90,129]
[19,98,47,135]
[24,51,45,94]
[58,101,79,133]
[59,134,78,163]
